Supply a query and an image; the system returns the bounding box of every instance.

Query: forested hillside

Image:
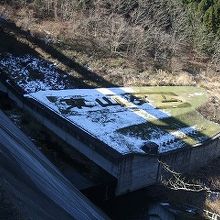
[1,0,220,67]
[183,0,220,34]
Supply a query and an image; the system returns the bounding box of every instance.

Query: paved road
[0,109,108,220]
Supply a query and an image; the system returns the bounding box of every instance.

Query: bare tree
[159,160,210,193]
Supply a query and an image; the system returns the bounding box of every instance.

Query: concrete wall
[24,100,160,195]
[0,80,120,178]
[159,137,220,178]
[0,79,160,194]
[116,137,219,194]
[1,78,220,195]
[116,155,159,195]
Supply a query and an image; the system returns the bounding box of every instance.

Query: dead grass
[198,96,220,124]
[205,199,220,215]
[1,3,220,117]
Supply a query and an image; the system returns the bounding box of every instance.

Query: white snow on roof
[27,88,201,155]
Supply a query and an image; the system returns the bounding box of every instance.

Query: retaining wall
[0,78,159,194]
[159,137,220,178]
[0,76,220,195]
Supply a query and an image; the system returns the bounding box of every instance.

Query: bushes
[2,0,220,68]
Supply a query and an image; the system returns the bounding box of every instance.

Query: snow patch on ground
[0,54,75,93]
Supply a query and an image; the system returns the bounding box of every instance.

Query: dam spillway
[25,86,220,194]
[0,53,219,195]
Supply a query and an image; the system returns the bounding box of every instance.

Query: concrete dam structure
[0,109,109,220]
[1,72,220,195]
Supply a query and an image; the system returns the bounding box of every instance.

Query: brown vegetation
[0,0,220,217]
[1,0,219,119]
[1,0,219,68]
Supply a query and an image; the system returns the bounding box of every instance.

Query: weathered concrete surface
[159,136,220,177]
[0,109,109,220]
[0,79,220,196]
[27,86,220,155]
[116,155,159,194]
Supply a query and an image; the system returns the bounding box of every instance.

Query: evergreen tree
[183,0,220,34]
[203,6,215,32]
